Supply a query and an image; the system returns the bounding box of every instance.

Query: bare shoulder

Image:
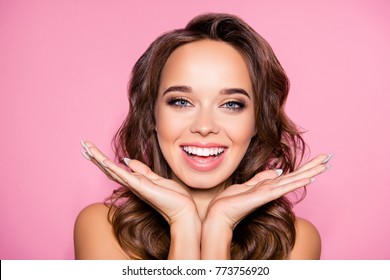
[288,217,321,260]
[74,202,130,259]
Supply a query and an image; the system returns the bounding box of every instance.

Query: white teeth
[183,146,225,156]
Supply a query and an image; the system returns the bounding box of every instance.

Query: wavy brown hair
[107,13,306,259]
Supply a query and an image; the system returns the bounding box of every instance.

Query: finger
[275,163,326,187]
[271,177,313,197]
[82,141,114,171]
[238,179,312,218]
[80,140,127,185]
[81,140,111,169]
[103,159,171,218]
[253,176,312,204]
[98,159,129,185]
[80,140,107,170]
[89,157,128,186]
[125,159,161,180]
[123,158,190,196]
[80,140,98,158]
[245,169,282,186]
[104,158,190,223]
[103,158,156,195]
[293,153,332,174]
[81,140,109,159]
[215,169,283,200]
[279,153,331,183]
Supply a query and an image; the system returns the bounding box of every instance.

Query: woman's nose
[189,108,220,136]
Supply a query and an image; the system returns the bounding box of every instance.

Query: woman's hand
[81,140,199,225]
[205,153,331,229]
[81,140,201,259]
[201,153,331,259]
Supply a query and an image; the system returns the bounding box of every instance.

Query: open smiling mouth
[181,146,227,172]
[182,146,225,160]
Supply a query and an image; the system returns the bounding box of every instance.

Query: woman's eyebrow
[163,86,192,95]
[221,88,252,100]
[162,86,251,100]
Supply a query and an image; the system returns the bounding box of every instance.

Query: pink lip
[180,143,227,172]
[180,142,227,148]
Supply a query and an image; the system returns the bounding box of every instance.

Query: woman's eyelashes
[166,97,246,112]
[220,100,246,111]
[167,97,192,108]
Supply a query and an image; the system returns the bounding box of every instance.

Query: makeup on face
[155,40,256,190]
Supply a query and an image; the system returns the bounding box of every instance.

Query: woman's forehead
[159,40,253,93]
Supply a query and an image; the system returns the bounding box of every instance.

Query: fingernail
[322,164,331,174]
[100,159,108,168]
[322,153,333,164]
[309,178,315,184]
[80,139,94,158]
[81,150,91,160]
[275,169,283,177]
[123,157,131,166]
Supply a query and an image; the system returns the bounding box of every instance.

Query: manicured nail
[275,169,283,177]
[123,158,131,166]
[100,159,108,168]
[81,150,91,160]
[80,139,94,158]
[322,153,333,164]
[322,164,331,174]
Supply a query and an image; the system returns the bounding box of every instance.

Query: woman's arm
[200,217,232,259]
[288,217,321,259]
[74,203,202,260]
[200,217,322,260]
[200,154,330,260]
[74,203,130,259]
[168,215,201,259]
[79,141,202,259]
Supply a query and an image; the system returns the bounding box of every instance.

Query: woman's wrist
[201,217,233,260]
[168,215,201,260]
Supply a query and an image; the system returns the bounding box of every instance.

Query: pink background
[1,0,389,259]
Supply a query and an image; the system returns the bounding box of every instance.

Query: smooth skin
[76,143,325,259]
[75,40,327,260]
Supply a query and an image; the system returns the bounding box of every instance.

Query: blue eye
[167,98,192,108]
[221,101,245,111]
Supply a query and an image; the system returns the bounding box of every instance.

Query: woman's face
[155,40,256,189]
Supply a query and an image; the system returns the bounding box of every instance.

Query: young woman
[75,13,331,260]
